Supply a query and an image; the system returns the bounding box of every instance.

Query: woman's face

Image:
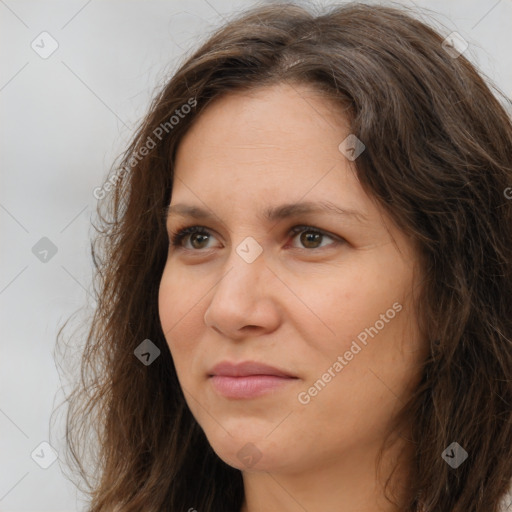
[159,83,425,474]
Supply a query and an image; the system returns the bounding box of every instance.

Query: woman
[61,2,512,511]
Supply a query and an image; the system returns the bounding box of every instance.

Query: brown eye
[170,226,218,250]
[300,231,323,249]
[189,233,210,249]
[290,226,338,250]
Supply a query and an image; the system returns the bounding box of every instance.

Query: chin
[202,425,291,472]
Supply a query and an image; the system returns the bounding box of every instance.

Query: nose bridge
[214,239,267,303]
[204,238,278,334]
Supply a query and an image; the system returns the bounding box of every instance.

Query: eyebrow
[165,201,368,224]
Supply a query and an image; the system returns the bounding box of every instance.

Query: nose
[203,248,281,340]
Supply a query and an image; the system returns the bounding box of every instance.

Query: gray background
[1,0,511,510]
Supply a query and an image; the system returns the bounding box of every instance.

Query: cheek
[158,265,204,360]
[289,258,422,395]
[283,262,405,349]
[158,267,177,338]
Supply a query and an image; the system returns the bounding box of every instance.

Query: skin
[158,82,427,512]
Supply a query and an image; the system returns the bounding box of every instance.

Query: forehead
[177,84,349,160]
[173,83,359,195]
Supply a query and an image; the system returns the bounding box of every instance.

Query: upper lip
[208,361,297,378]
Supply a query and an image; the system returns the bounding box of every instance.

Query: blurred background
[1,0,511,510]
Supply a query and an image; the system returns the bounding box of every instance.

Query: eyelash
[168,224,342,251]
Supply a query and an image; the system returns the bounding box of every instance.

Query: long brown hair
[57,3,512,511]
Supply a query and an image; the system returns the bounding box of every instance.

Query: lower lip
[209,375,297,399]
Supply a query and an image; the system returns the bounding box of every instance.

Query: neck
[239,436,413,512]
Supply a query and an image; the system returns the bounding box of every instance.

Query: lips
[208,360,297,378]
[208,361,299,399]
